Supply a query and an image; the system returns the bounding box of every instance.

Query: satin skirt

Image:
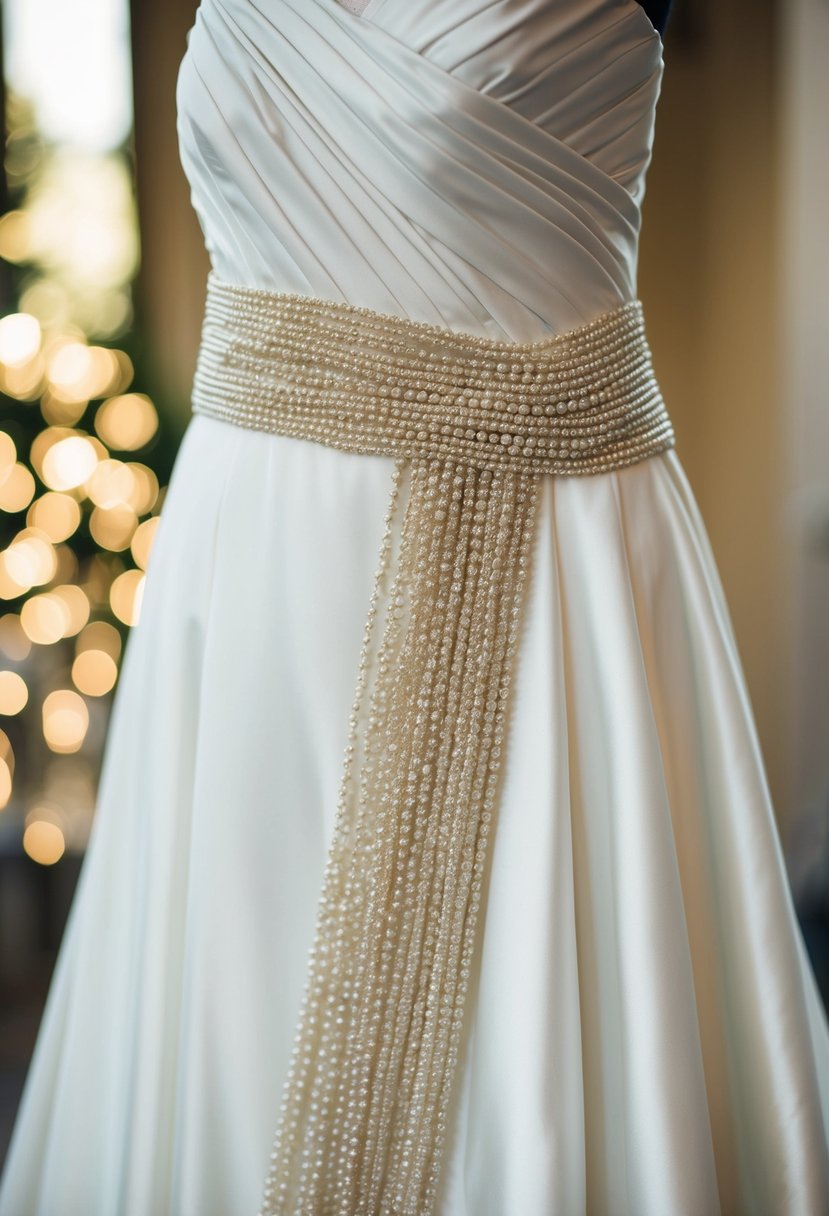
[2,413,829,1216]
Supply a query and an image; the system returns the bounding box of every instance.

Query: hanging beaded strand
[190,274,676,1215]
[257,455,539,1216]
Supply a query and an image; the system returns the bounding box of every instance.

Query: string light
[0,41,167,865]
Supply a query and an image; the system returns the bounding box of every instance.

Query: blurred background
[0,0,827,1170]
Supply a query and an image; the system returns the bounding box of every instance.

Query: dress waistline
[191,272,675,476]
[190,273,676,1216]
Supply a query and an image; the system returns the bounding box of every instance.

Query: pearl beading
[192,274,674,478]
[190,274,676,1216]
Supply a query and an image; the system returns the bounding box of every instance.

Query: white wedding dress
[3,1,829,1213]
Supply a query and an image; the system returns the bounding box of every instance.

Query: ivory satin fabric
[3,1,829,1212]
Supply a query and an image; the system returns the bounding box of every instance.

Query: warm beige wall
[130,0,208,421]
[638,0,790,824]
[779,0,829,867]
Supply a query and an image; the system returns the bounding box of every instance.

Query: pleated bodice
[175,0,663,340]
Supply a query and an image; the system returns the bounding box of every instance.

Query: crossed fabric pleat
[180,0,661,335]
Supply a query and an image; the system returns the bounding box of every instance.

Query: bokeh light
[42,689,89,753]
[0,312,41,365]
[20,592,67,644]
[0,551,30,599]
[3,529,57,587]
[125,463,158,515]
[46,340,120,403]
[72,648,118,696]
[89,503,137,551]
[0,728,14,810]
[0,210,32,262]
[41,433,99,490]
[109,567,144,625]
[40,388,87,428]
[22,819,65,865]
[0,613,32,660]
[26,490,82,541]
[79,554,114,607]
[130,514,159,569]
[50,583,90,636]
[52,543,79,587]
[0,0,169,883]
[76,618,121,660]
[0,670,29,715]
[0,431,16,478]
[0,461,36,511]
[85,457,134,507]
[0,760,12,809]
[94,392,158,450]
[0,726,15,770]
[0,355,45,401]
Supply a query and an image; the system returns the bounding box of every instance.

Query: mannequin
[640,0,674,37]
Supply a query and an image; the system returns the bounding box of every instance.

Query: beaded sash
[191,273,676,1216]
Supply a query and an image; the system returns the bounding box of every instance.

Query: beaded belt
[191,273,676,1216]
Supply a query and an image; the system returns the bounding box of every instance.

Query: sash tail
[260,456,538,1214]
[189,273,676,1215]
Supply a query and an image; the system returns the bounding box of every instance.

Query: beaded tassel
[188,273,676,1216]
[258,455,539,1215]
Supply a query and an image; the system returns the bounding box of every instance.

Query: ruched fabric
[2,2,829,1213]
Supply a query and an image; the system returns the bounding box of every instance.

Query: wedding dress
[2,0,829,1213]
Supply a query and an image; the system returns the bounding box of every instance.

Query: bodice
[176,0,663,342]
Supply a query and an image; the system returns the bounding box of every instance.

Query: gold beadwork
[189,273,676,1216]
[191,274,675,479]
